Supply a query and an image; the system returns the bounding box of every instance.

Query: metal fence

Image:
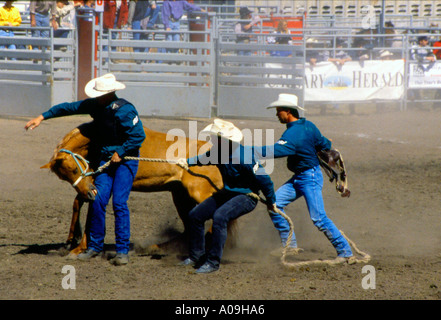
[0,25,76,117]
[1,9,440,118]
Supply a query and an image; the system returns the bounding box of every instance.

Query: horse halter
[58,149,93,188]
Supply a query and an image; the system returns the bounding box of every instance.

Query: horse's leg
[68,202,92,257]
[66,195,84,249]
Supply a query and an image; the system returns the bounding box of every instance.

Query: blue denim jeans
[32,12,50,38]
[145,5,160,28]
[188,191,258,268]
[166,20,181,53]
[268,165,353,257]
[0,30,16,50]
[132,20,149,54]
[88,159,139,254]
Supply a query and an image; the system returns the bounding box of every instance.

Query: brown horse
[41,122,233,256]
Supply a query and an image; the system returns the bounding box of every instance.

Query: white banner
[408,62,441,88]
[304,60,405,101]
[95,0,104,12]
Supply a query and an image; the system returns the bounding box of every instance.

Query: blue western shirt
[161,0,202,29]
[255,118,331,174]
[187,143,276,205]
[42,97,146,160]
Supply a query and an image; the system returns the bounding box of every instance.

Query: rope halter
[58,149,94,188]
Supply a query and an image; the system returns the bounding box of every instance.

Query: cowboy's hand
[25,115,44,130]
[267,203,277,212]
[111,152,122,163]
[176,158,189,170]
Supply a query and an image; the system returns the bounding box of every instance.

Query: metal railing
[1,10,441,117]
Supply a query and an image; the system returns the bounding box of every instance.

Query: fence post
[209,13,219,117]
[76,7,94,100]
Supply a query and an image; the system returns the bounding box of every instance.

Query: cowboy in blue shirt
[25,74,146,266]
[254,94,354,263]
[177,119,276,273]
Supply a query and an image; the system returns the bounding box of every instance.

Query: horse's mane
[50,122,95,162]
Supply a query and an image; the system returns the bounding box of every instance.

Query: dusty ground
[1,106,441,304]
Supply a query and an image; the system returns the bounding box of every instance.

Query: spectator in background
[82,0,95,9]
[161,0,205,54]
[328,39,352,70]
[408,35,437,105]
[0,0,22,53]
[54,1,81,39]
[103,0,129,62]
[128,0,160,56]
[378,49,394,60]
[351,38,370,68]
[433,37,441,60]
[305,38,330,70]
[267,20,292,57]
[80,1,95,22]
[410,35,436,72]
[104,0,129,36]
[30,1,57,38]
[235,7,260,56]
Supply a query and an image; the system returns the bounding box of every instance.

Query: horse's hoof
[341,190,351,198]
[66,253,79,260]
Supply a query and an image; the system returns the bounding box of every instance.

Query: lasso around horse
[92,156,371,269]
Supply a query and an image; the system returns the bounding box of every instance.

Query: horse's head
[41,149,98,201]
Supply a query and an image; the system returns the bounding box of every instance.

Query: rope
[90,155,371,268]
[247,190,371,269]
[91,156,222,192]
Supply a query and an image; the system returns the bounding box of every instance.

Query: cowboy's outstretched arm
[25,100,92,131]
[25,115,44,130]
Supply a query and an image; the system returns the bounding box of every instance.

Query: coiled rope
[91,155,371,268]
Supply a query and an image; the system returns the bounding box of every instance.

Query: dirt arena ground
[1,106,440,304]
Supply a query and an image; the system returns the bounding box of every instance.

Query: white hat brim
[201,123,243,143]
[267,99,305,111]
[84,77,126,98]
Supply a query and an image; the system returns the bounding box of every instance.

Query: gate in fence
[92,12,304,119]
[0,26,76,117]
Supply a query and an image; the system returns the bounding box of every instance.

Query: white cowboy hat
[379,50,393,58]
[84,73,126,98]
[267,93,305,111]
[306,38,318,44]
[201,119,243,143]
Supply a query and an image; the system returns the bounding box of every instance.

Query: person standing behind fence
[328,39,352,71]
[410,35,436,72]
[0,0,22,53]
[103,0,129,62]
[267,20,292,57]
[161,0,205,54]
[30,1,57,38]
[54,1,81,42]
[235,7,260,57]
[128,0,160,56]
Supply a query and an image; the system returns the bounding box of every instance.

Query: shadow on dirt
[1,243,68,255]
